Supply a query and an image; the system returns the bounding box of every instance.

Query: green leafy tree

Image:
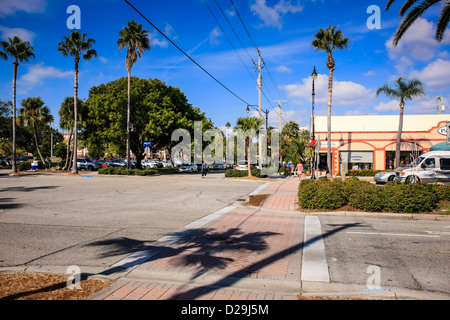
[386,0,449,46]
[85,77,208,168]
[0,36,35,173]
[235,116,264,177]
[377,77,426,168]
[58,30,97,174]
[311,25,350,176]
[17,97,53,165]
[118,20,151,169]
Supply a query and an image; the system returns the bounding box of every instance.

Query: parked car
[178,163,197,173]
[373,171,396,184]
[110,159,126,167]
[213,162,227,170]
[0,157,8,167]
[159,160,172,168]
[394,151,450,184]
[95,160,110,168]
[235,160,254,171]
[17,156,33,162]
[77,158,97,171]
[142,160,160,169]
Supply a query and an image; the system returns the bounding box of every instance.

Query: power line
[202,0,255,82]
[229,0,287,106]
[123,0,250,106]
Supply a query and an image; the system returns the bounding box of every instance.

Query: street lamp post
[311,66,318,179]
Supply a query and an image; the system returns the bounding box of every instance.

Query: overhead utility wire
[202,0,255,82]
[212,0,255,64]
[229,0,287,103]
[123,0,250,106]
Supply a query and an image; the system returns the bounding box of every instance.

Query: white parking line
[346,231,439,238]
[301,216,330,282]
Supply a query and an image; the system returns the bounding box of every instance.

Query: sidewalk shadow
[86,227,280,278]
[172,222,362,300]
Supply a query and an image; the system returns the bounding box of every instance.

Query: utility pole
[273,99,287,133]
[255,49,264,170]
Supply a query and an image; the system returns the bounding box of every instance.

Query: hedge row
[98,167,158,176]
[225,168,263,178]
[336,169,392,177]
[298,177,450,213]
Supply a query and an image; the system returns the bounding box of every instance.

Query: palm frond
[392,0,441,46]
[386,0,397,11]
[436,1,450,41]
[399,0,420,16]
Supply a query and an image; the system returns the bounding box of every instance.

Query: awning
[430,141,450,151]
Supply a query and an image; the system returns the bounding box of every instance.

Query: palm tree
[311,25,350,176]
[58,30,97,174]
[59,97,87,171]
[235,116,264,177]
[0,36,35,174]
[117,20,151,169]
[17,97,53,165]
[376,77,426,168]
[386,0,449,46]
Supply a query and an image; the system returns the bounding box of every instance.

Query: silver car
[374,171,396,184]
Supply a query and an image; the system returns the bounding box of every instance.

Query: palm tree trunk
[72,57,79,174]
[326,56,335,177]
[127,69,131,170]
[63,131,72,171]
[33,123,46,165]
[395,101,405,168]
[11,60,18,174]
[247,140,252,177]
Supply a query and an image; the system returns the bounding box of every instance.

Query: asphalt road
[319,215,449,295]
[0,171,265,268]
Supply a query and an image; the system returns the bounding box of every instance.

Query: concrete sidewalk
[90,178,306,300]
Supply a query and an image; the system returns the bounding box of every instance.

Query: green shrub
[298,178,441,213]
[17,161,31,171]
[382,182,438,213]
[348,181,384,212]
[298,178,348,210]
[225,168,262,178]
[98,167,158,176]
[431,184,450,201]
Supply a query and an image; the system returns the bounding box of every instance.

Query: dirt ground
[0,273,112,300]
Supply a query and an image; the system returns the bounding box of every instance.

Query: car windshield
[411,156,425,167]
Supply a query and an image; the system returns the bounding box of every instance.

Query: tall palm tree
[59,97,87,171]
[117,20,151,169]
[377,77,426,168]
[17,97,53,165]
[311,25,350,177]
[0,36,35,174]
[58,30,97,174]
[235,116,264,177]
[386,0,449,46]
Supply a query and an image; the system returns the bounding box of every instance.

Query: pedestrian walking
[201,161,208,178]
[296,162,303,179]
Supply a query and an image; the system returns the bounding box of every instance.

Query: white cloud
[18,62,72,92]
[276,65,292,73]
[409,58,450,91]
[284,74,375,107]
[149,31,169,48]
[364,70,375,76]
[250,0,302,29]
[209,27,222,46]
[386,17,450,66]
[0,0,46,18]
[0,26,36,43]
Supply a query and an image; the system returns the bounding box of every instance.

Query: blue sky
[1,0,449,132]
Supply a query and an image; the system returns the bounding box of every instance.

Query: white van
[395,151,450,184]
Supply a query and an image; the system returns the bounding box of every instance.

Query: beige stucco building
[314,114,450,176]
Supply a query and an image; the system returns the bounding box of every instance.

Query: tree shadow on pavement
[86,227,280,278]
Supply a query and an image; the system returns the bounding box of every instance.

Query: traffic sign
[143,142,151,148]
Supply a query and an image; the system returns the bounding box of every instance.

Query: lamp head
[311,66,318,80]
